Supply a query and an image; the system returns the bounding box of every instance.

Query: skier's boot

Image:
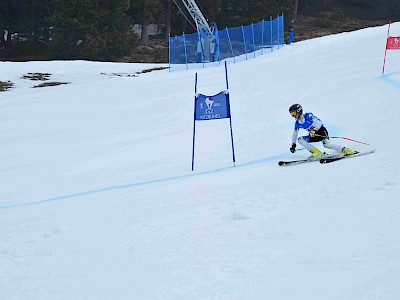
[341,147,355,156]
[310,147,323,158]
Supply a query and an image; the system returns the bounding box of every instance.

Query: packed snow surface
[1,23,400,299]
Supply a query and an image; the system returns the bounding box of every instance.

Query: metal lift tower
[179,0,217,62]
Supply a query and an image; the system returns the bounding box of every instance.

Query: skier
[288,104,355,158]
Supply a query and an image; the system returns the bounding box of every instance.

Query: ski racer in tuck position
[288,104,355,158]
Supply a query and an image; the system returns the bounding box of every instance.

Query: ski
[320,150,374,164]
[278,158,315,166]
[278,153,340,166]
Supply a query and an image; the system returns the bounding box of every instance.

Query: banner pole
[225,61,229,90]
[382,21,391,75]
[225,62,236,167]
[228,101,236,167]
[191,73,198,171]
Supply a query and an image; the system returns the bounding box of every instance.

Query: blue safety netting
[169,14,284,71]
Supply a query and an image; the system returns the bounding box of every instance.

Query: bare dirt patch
[101,66,168,78]
[33,82,70,88]
[101,72,137,77]
[21,73,51,81]
[136,67,169,74]
[20,72,70,88]
[0,81,14,92]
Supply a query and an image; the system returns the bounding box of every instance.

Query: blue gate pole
[242,25,247,60]
[183,32,188,70]
[225,61,236,167]
[226,27,235,63]
[191,73,198,171]
[270,16,273,52]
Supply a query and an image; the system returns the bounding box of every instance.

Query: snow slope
[1,23,400,300]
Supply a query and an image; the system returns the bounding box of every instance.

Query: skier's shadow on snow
[379,71,400,89]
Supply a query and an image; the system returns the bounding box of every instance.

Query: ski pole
[314,134,369,146]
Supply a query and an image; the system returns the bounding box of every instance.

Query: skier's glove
[309,130,316,137]
[290,143,296,153]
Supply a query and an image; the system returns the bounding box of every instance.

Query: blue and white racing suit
[292,112,343,153]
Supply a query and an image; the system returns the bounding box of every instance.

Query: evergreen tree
[128,0,164,46]
[166,0,293,35]
[0,1,17,45]
[0,0,52,58]
[335,0,400,19]
[50,0,136,60]
[165,0,172,38]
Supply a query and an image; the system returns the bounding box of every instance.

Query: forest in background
[0,0,399,62]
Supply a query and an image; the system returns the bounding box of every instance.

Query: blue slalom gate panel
[195,92,230,121]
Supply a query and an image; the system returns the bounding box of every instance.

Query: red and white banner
[386,36,400,50]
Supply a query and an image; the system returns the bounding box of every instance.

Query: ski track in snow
[0,152,286,209]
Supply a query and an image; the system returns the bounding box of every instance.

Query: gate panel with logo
[382,21,400,74]
[192,62,236,170]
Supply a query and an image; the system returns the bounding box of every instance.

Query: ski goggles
[290,111,298,117]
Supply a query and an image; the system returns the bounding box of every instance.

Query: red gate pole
[382,21,391,75]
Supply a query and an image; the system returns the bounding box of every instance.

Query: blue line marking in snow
[0,153,285,210]
[377,72,400,90]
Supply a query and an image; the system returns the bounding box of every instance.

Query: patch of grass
[313,19,333,29]
[0,81,14,92]
[33,82,70,88]
[101,67,168,78]
[329,9,346,21]
[101,72,137,77]
[21,73,51,81]
[20,72,69,88]
[294,15,388,43]
[136,67,169,74]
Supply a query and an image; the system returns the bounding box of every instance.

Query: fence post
[270,16,273,52]
[226,27,235,63]
[183,32,188,70]
[168,34,171,72]
[281,13,284,46]
[242,25,247,60]
[215,27,221,64]
[197,31,206,68]
[277,14,280,50]
[261,19,265,55]
[252,23,256,58]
